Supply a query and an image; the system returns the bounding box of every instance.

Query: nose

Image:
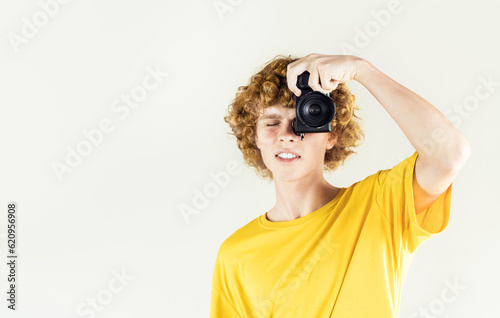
[279,120,300,142]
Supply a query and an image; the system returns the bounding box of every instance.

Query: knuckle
[317,62,328,70]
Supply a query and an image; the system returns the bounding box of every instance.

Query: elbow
[417,129,471,172]
[446,138,471,173]
[458,138,471,166]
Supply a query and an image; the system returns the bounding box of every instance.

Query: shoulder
[351,152,419,190]
[217,216,261,258]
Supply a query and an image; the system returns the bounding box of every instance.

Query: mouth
[275,154,301,164]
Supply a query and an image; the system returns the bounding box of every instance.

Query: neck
[267,173,340,222]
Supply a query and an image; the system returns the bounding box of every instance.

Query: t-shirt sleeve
[210,287,241,318]
[375,150,453,253]
[209,244,241,318]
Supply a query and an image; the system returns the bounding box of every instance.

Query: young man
[210,53,470,317]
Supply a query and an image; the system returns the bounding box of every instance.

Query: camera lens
[298,94,334,128]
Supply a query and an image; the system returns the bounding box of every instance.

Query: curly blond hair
[223,54,365,181]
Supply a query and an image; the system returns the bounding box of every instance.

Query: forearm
[354,58,470,168]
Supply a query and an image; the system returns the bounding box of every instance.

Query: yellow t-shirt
[210,151,452,317]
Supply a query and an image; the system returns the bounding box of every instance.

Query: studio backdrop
[0,0,499,317]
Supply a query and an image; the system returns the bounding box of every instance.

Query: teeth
[277,153,299,159]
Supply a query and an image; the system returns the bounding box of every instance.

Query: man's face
[255,104,337,182]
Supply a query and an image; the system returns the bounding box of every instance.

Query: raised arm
[287,54,471,215]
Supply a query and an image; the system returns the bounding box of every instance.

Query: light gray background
[1,0,499,317]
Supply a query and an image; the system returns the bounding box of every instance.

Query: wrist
[353,57,374,84]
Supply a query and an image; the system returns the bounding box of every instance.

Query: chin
[272,171,302,182]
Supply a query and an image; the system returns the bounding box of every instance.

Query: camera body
[292,71,336,138]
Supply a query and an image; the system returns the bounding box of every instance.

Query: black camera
[292,71,336,141]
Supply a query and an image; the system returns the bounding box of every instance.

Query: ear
[255,131,260,150]
[326,132,338,150]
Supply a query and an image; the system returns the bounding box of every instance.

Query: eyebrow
[260,114,284,120]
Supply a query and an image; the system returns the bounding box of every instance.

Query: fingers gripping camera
[292,71,336,141]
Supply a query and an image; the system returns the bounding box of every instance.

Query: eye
[266,123,279,127]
